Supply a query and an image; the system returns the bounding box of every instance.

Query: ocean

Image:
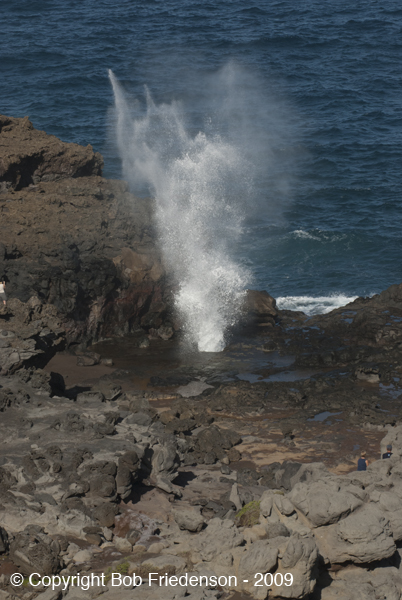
[2,0,402,316]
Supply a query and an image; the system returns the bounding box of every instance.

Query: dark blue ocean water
[2,0,402,313]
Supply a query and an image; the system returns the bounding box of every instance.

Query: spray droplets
[109,69,251,352]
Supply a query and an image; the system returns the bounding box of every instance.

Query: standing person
[0,280,6,306]
[382,444,393,459]
[357,451,369,471]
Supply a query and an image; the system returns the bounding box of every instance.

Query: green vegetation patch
[104,560,130,583]
[235,500,261,528]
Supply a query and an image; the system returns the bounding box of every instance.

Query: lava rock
[9,528,61,575]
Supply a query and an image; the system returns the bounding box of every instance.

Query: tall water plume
[108,66,287,351]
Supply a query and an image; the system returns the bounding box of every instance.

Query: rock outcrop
[0,114,103,191]
[0,298,64,374]
[0,114,169,346]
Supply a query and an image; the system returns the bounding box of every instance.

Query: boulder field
[1,116,402,600]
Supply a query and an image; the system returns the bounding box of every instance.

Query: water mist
[109,68,255,352]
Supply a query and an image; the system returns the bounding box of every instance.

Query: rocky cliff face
[0,114,170,345]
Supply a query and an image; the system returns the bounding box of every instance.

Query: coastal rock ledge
[2,115,402,600]
[0,114,170,346]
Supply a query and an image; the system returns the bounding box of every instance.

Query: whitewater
[109,69,252,351]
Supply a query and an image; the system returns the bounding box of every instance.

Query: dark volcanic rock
[192,424,242,464]
[9,527,61,575]
[93,502,119,528]
[0,525,9,553]
[0,114,171,344]
[244,289,277,324]
[276,462,303,491]
[0,114,103,191]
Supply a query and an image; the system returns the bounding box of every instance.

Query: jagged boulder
[287,479,366,527]
[314,504,396,564]
[9,526,61,575]
[193,518,244,563]
[320,566,402,600]
[173,507,205,533]
[193,425,241,464]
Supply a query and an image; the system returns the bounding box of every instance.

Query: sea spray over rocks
[276,293,360,316]
[108,68,252,351]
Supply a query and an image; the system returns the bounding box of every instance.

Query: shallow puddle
[89,336,298,392]
[263,369,322,383]
[308,411,343,422]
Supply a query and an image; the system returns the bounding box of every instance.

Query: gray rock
[125,412,153,427]
[267,522,290,539]
[76,353,100,367]
[76,391,105,403]
[194,425,241,459]
[35,589,63,600]
[0,526,9,553]
[103,527,113,541]
[259,490,274,517]
[229,483,242,511]
[89,475,117,499]
[127,394,152,413]
[92,381,121,401]
[320,566,402,600]
[115,465,133,499]
[73,549,92,563]
[140,554,187,575]
[93,502,119,527]
[126,528,141,545]
[194,518,244,562]
[85,533,102,546]
[157,325,174,340]
[114,536,132,553]
[284,462,330,490]
[273,494,295,516]
[275,535,319,599]
[238,539,278,598]
[9,528,61,575]
[315,504,396,564]
[34,492,57,506]
[100,358,113,366]
[150,439,180,493]
[275,462,302,490]
[381,424,402,458]
[288,479,365,526]
[177,380,214,398]
[173,507,204,532]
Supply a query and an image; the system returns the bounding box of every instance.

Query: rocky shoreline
[1,116,402,600]
[0,114,172,349]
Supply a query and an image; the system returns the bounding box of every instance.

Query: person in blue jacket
[357,451,369,471]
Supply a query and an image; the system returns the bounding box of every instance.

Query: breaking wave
[276,294,359,315]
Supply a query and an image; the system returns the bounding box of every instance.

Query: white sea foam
[292,229,321,241]
[291,229,347,242]
[108,68,252,351]
[276,294,359,316]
